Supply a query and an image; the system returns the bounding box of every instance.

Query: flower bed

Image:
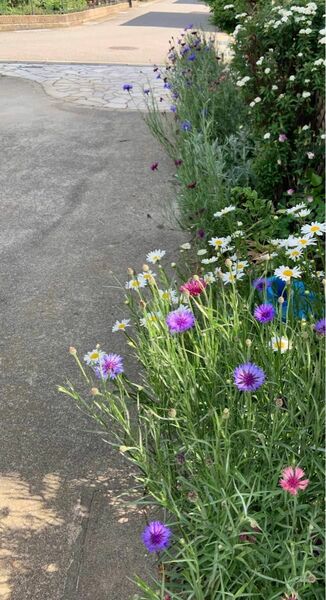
[60,5,325,599]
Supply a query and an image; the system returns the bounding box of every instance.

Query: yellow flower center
[310,225,320,232]
[229,274,236,282]
[118,323,126,330]
[292,250,300,256]
[90,352,99,360]
[299,239,308,245]
[283,269,293,277]
[162,292,170,300]
[214,240,223,246]
[131,280,140,287]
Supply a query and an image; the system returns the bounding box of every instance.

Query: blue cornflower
[142,521,172,553]
[170,105,177,113]
[122,84,133,92]
[181,120,192,131]
[188,53,196,61]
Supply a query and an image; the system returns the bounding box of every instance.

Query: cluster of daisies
[270,219,326,265]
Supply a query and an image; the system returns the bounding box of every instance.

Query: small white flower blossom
[139,270,156,285]
[270,336,292,353]
[112,319,131,333]
[208,236,232,250]
[197,248,207,256]
[296,209,311,218]
[291,235,316,248]
[299,27,312,34]
[146,249,166,264]
[286,248,303,261]
[213,205,236,218]
[223,4,234,9]
[306,152,315,159]
[301,222,326,237]
[314,58,326,66]
[139,311,162,327]
[289,75,296,81]
[222,271,245,285]
[202,256,219,264]
[302,91,311,98]
[264,68,271,74]
[180,242,191,250]
[236,75,250,87]
[203,272,216,284]
[84,349,105,365]
[274,265,302,282]
[319,37,326,44]
[301,124,310,130]
[158,289,179,304]
[232,230,244,238]
[126,278,147,290]
[272,85,278,90]
[264,132,271,140]
[285,203,306,215]
[256,56,264,65]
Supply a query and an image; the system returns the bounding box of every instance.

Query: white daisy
[146,249,166,264]
[222,271,245,284]
[295,209,311,218]
[84,348,105,365]
[202,256,219,264]
[285,248,303,261]
[263,132,271,139]
[213,205,236,218]
[158,289,178,304]
[232,259,249,271]
[301,222,326,237]
[270,336,292,353]
[112,319,131,333]
[208,236,232,249]
[295,235,317,248]
[139,311,162,327]
[274,265,302,282]
[302,91,311,98]
[203,272,216,284]
[138,270,156,285]
[285,203,306,215]
[125,278,147,290]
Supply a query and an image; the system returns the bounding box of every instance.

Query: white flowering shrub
[231,0,325,205]
[206,0,264,32]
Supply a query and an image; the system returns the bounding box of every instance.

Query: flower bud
[127,267,134,276]
[222,408,230,419]
[171,262,176,268]
[142,264,150,272]
[119,445,129,453]
[225,258,233,268]
[90,387,99,396]
[278,296,285,304]
[168,408,177,418]
[69,346,77,355]
[245,339,252,347]
[187,490,199,502]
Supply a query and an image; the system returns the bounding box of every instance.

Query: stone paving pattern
[0,45,231,110]
[0,62,169,110]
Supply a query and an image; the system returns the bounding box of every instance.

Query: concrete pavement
[0,75,186,600]
[0,0,231,64]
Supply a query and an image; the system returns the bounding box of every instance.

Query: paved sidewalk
[0,0,231,65]
[0,75,186,600]
[0,62,170,110]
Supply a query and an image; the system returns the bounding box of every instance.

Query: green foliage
[0,0,87,14]
[206,0,265,32]
[231,0,325,203]
[61,251,325,598]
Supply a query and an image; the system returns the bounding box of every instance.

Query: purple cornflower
[184,23,193,30]
[278,133,288,142]
[172,91,179,100]
[314,317,326,336]
[142,521,172,553]
[253,278,271,292]
[164,82,172,90]
[122,84,133,92]
[174,159,183,167]
[150,162,159,171]
[170,105,177,113]
[94,353,124,380]
[197,228,205,239]
[234,362,265,392]
[143,88,150,95]
[254,303,275,323]
[181,120,192,132]
[166,307,195,333]
[188,53,196,61]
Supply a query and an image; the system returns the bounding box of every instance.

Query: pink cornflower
[279,133,288,142]
[287,188,295,196]
[279,466,309,496]
[180,277,207,296]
